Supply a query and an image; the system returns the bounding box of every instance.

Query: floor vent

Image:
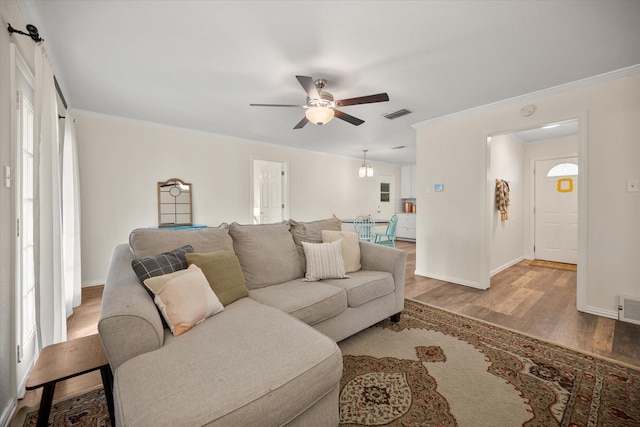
[618,295,640,325]
[384,109,412,120]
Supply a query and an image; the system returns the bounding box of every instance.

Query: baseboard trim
[1,399,17,427]
[582,305,618,320]
[490,256,526,277]
[82,279,105,287]
[414,270,487,290]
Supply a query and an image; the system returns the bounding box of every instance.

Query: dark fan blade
[334,109,364,126]
[294,116,309,129]
[296,75,320,99]
[335,93,389,107]
[250,103,304,107]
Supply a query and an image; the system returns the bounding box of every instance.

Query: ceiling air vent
[384,109,412,120]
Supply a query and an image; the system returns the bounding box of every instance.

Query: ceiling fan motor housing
[307,91,334,108]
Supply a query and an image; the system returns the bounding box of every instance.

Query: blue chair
[353,215,376,242]
[373,215,398,247]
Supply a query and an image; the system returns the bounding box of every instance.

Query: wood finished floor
[397,240,640,368]
[13,242,640,424]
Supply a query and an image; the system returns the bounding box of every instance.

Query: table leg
[36,382,55,427]
[100,365,116,426]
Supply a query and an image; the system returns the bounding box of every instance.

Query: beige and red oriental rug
[18,299,639,426]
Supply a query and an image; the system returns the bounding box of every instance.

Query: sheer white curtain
[62,112,82,315]
[33,46,66,347]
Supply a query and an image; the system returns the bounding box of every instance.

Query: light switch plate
[627,179,639,192]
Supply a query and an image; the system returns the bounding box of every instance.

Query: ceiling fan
[250,75,389,129]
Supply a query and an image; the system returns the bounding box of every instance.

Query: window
[547,163,578,177]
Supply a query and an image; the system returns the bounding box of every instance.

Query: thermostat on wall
[434,184,444,192]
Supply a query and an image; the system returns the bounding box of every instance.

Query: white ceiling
[19,0,640,165]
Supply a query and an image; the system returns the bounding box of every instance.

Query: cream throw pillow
[143,264,224,336]
[302,239,349,281]
[322,230,361,273]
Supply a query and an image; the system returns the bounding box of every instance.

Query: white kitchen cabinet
[400,165,417,198]
[395,213,416,240]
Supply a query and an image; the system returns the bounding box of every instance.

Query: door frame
[10,44,38,398]
[250,157,290,224]
[484,112,587,312]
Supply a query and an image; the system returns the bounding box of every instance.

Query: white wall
[489,133,524,275]
[75,112,400,285]
[415,70,640,317]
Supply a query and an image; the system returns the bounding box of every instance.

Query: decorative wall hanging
[495,179,510,221]
[557,177,573,193]
[158,178,193,226]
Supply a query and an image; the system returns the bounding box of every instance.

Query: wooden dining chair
[373,214,399,247]
[353,215,375,242]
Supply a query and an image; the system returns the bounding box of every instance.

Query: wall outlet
[627,179,639,192]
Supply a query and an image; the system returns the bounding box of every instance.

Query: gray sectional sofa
[98,218,407,426]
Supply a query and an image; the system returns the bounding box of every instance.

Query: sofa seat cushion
[323,270,395,308]
[249,280,347,325]
[113,298,342,427]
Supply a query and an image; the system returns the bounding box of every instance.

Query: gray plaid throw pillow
[131,245,194,282]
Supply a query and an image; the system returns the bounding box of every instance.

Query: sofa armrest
[98,244,165,370]
[358,242,407,313]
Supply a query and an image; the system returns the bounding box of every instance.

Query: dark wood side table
[26,334,115,427]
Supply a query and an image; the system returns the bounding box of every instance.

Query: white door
[534,157,578,264]
[14,50,38,396]
[376,175,395,220]
[253,160,284,224]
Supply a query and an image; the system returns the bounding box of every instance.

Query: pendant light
[359,150,374,178]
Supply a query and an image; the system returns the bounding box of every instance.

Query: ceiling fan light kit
[250,75,389,129]
[305,106,334,125]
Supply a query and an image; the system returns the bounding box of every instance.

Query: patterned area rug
[19,388,110,426]
[19,300,639,427]
[338,299,639,426]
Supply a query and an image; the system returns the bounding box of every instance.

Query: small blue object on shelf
[153,224,207,230]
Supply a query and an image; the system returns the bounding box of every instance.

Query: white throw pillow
[143,264,224,336]
[321,230,361,273]
[301,239,349,281]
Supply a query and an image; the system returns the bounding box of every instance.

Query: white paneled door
[254,160,286,224]
[534,157,578,264]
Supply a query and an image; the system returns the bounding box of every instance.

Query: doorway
[252,159,289,224]
[488,118,580,275]
[13,47,38,397]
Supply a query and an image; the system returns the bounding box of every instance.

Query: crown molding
[412,64,640,129]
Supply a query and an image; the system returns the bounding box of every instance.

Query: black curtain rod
[7,23,44,43]
[54,77,68,110]
[8,23,69,112]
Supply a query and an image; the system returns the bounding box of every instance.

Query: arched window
[547,162,578,177]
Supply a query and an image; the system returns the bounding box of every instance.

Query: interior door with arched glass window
[534,157,578,264]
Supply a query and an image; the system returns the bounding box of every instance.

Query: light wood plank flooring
[13,242,639,424]
[397,240,640,368]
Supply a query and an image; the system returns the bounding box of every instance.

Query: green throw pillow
[185,249,249,305]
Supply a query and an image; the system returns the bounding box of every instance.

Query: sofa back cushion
[229,221,304,289]
[129,225,233,258]
[289,218,342,271]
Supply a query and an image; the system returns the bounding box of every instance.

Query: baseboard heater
[618,295,640,325]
